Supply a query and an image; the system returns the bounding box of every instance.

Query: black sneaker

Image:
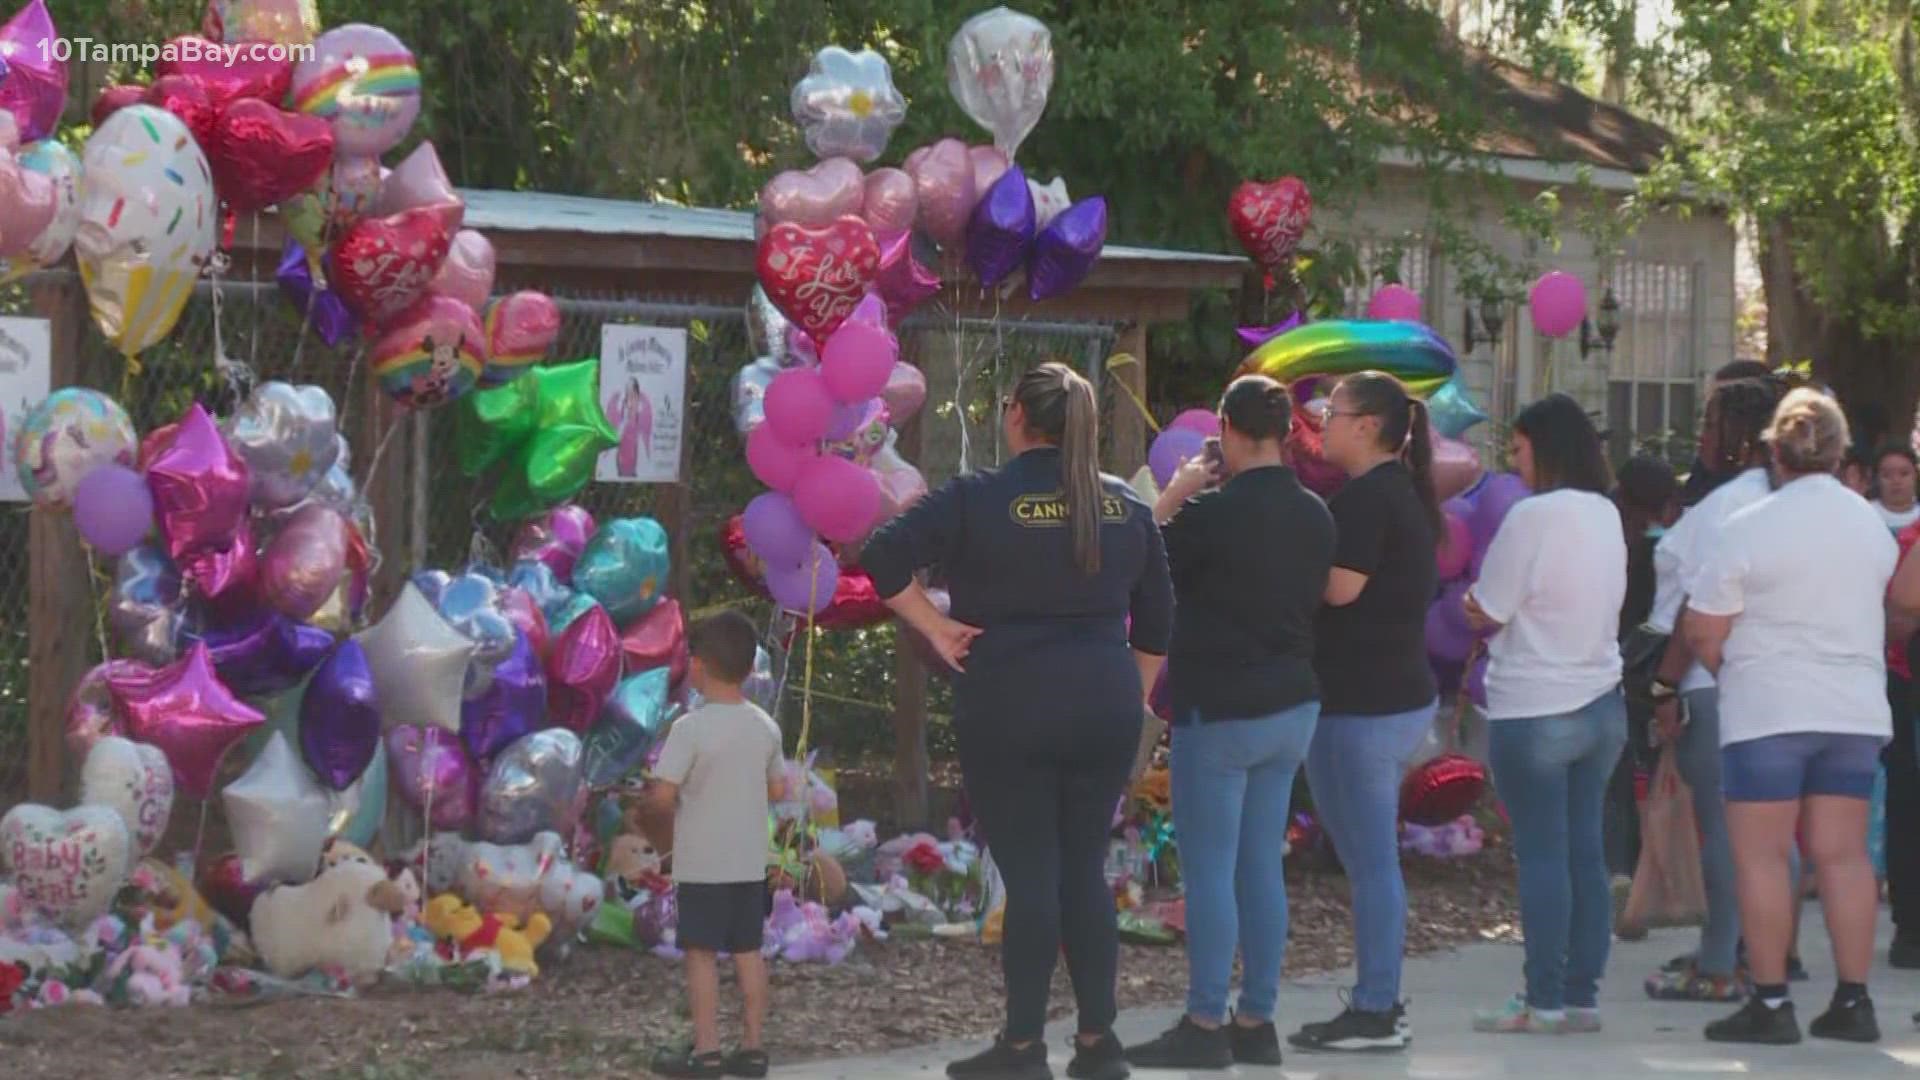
[1810,996,1880,1043]
[1288,1002,1409,1052]
[1123,1017,1232,1070]
[651,1047,725,1079]
[947,1036,1051,1080]
[1894,932,1920,970]
[1705,999,1802,1045]
[1065,1031,1128,1080]
[1229,1017,1283,1065]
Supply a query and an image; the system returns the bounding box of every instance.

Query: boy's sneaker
[1471,995,1568,1034]
[1228,1016,1284,1065]
[1645,963,1747,1002]
[947,1036,1051,1080]
[1065,1031,1128,1080]
[652,1047,725,1079]
[1288,997,1409,1052]
[1809,995,1880,1043]
[1705,999,1801,1045]
[1123,1016,1232,1070]
[1566,1007,1603,1034]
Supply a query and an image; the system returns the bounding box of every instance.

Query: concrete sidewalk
[781,909,1920,1078]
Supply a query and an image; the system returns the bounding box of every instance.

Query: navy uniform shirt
[862,447,1173,659]
[1162,465,1334,722]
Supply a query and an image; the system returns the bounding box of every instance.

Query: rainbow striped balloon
[290,25,422,159]
[1237,319,1459,397]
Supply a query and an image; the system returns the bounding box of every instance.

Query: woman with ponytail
[863,361,1172,1080]
[1125,374,1335,1071]
[1285,371,1440,1053]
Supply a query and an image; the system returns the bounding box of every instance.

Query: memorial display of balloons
[872,228,940,324]
[387,724,474,830]
[1529,270,1587,339]
[224,381,341,510]
[147,404,251,573]
[75,105,220,357]
[721,516,889,631]
[155,34,293,110]
[511,503,596,581]
[224,731,330,884]
[79,736,174,860]
[460,631,543,761]
[1228,176,1312,269]
[433,228,495,311]
[141,73,219,150]
[0,803,129,928]
[371,139,460,220]
[108,544,186,665]
[545,605,621,735]
[204,0,319,45]
[584,667,672,786]
[791,46,908,164]
[948,6,1055,160]
[1239,319,1457,396]
[13,387,136,509]
[862,169,918,234]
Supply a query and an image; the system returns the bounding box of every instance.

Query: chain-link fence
[0,273,1129,803]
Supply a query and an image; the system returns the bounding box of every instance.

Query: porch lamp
[1463,295,1506,353]
[1579,286,1622,358]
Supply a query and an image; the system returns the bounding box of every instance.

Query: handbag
[1619,743,1708,933]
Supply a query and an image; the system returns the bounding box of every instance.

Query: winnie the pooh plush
[422,894,552,977]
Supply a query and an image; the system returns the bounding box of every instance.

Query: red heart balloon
[142,75,219,153]
[208,98,334,212]
[719,515,889,631]
[92,84,148,127]
[1227,177,1312,269]
[156,35,293,112]
[330,206,454,326]
[620,597,688,689]
[756,216,879,343]
[1399,752,1488,826]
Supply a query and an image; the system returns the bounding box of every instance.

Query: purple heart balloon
[460,631,545,761]
[276,239,358,348]
[187,612,334,697]
[386,723,476,830]
[299,640,380,790]
[1028,196,1108,301]
[965,165,1034,287]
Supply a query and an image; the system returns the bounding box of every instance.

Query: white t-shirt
[1647,468,1773,692]
[1874,500,1920,533]
[1471,489,1628,720]
[653,701,784,884]
[1689,474,1897,746]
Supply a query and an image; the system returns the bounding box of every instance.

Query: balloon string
[190,798,210,878]
[339,345,366,435]
[83,549,109,661]
[1103,353,1161,433]
[953,271,969,475]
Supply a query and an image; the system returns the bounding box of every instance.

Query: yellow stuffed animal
[422,894,552,976]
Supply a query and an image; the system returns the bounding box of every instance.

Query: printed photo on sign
[597,324,688,484]
[0,317,52,503]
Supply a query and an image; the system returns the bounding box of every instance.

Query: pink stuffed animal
[111,943,190,1007]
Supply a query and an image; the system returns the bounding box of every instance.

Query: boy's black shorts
[675,881,768,954]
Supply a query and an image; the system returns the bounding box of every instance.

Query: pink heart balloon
[861,167,919,234]
[759,157,865,230]
[483,290,560,385]
[432,229,496,310]
[969,145,1010,198]
[0,150,55,258]
[373,139,463,224]
[904,138,976,246]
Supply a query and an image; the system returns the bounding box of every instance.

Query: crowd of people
[849,358,1913,1080]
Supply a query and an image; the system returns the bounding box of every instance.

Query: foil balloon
[80,736,174,859]
[965,165,1033,286]
[0,136,80,281]
[90,84,144,127]
[291,23,422,159]
[276,240,358,347]
[155,35,293,110]
[511,503,597,582]
[790,46,908,164]
[148,403,251,568]
[506,559,574,626]
[1236,312,1305,349]
[746,284,791,365]
[0,0,67,144]
[186,612,333,697]
[500,585,551,662]
[620,596,688,686]
[371,139,461,221]
[437,570,517,669]
[66,659,139,760]
[1399,752,1488,826]
[1428,378,1490,439]
[371,293,484,409]
[333,204,457,329]
[1431,434,1486,504]
[204,0,319,45]
[947,6,1055,159]
[387,724,475,830]
[732,356,780,437]
[904,138,977,247]
[883,361,928,424]
[584,667,672,786]
[1227,176,1312,269]
[224,731,330,884]
[460,630,544,761]
[757,217,880,343]
[1028,176,1070,229]
[108,642,265,799]
[546,605,622,734]
[758,157,865,231]
[0,145,53,258]
[208,98,335,212]
[548,592,599,634]
[432,228,495,310]
[75,105,219,357]
[970,145,1011,200]
[356,582,476,734]
[141,73,218,149]
[574,517,671,624]
[12,387,136,509]
[1238,319,1458,397]
[872,228,940,325]
[481,290,559,386]
[479,729,586,845]
[108,544,186,665]
[299,641,381,791]
[224,381,340,510]
[0,804,130,929]
[862,168,918,234]
[1028,196,1107,300]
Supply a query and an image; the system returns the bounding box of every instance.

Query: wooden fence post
[1111,320,1150,475]
[889,412,930,829]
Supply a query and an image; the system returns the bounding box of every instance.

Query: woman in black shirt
[862,362,1172,1080]
[1288,371,1438,1054]
[1125,375,1334,1070]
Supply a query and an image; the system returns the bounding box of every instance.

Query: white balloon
[947,6,1055,159]
[0,803,132,927]
[79,736,174,858]
[224,732,330,885]
[356,583,476,734]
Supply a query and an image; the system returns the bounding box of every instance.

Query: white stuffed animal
[249,860,407,983]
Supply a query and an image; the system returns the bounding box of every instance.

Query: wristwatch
[1649,678,1679,703]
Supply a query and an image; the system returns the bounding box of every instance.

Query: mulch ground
[1,841,1518,1080]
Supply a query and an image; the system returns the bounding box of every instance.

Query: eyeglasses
[1325,410,1368,420]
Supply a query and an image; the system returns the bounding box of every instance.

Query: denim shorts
[1721,732,1885,802]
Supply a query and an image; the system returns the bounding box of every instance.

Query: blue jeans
[1488,689,1628,1011]
[1676,688,1741,976]
[1305,701,1438,1011]
[1170,701,1319,1023]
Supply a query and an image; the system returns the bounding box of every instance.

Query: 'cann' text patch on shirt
[1008,492,1129,527]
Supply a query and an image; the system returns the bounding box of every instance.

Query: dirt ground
[0,845,1518,1080]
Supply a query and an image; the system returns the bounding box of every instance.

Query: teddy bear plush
[250,860,408,984]
[422,894,552,976]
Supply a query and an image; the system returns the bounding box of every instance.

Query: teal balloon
[583,668,673,785]
[549,592,601,633]
[332,742,388,848]
[1428,378,1489,439]
[573,517,671,625]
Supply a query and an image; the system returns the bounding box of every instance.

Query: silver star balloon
[224,732,330,884]
[947,6,1055,160]
[790,45,908,164]
[355,583,476,734]
[224,382,341,510]
[109,543,187,665]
